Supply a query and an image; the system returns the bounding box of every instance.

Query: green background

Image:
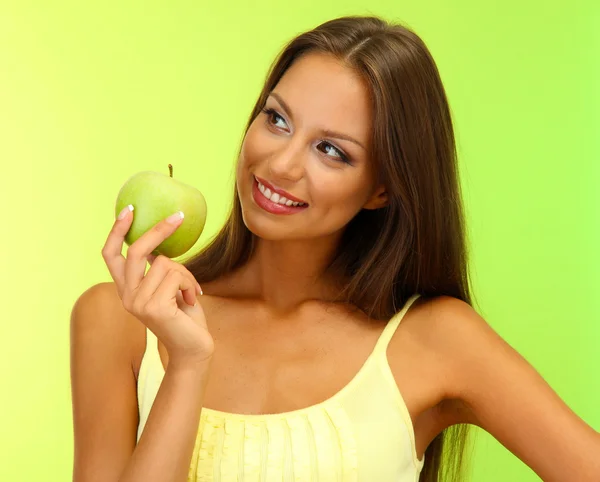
[0,1,597,481]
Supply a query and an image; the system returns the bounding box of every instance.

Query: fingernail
[196,282,203,296]
[166,211,184,224]
[118,204,134,220]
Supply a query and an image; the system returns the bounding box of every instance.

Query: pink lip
[252,177,309,215]
[254,175,307,204]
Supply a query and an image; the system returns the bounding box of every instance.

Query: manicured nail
[118,204,134,220]
[166,211,184,224]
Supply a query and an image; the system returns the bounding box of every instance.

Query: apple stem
[168,164,173,178]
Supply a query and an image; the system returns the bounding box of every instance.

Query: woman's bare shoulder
[75,282,147,378]
[385,295,450,391]
[387,295,477,415]
[394,295,471,343]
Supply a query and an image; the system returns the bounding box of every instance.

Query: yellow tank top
[136,293,425,481]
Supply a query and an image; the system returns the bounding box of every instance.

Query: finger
[133,257,173,310]
[101,204,134,296]
[152,270,198,313]
[147,254,157,265]
[137,258,199,310]
[180,288,198,307]
[124,211,185,295]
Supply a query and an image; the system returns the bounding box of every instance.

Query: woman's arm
[121,357,209,482]
[423,296,600,482]
[70,282,210,482]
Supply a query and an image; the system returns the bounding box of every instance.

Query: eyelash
[260,107,351,164]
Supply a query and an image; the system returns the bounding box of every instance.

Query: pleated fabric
[136,294,425,482]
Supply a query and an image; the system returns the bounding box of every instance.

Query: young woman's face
[236,52,386,241]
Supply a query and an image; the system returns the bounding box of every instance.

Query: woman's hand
[101,206,214,365]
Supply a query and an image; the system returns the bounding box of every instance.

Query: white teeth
[256,178,306,207]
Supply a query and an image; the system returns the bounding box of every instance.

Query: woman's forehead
[270,54,372,145]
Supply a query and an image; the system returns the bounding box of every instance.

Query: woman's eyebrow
[268,92,366,150]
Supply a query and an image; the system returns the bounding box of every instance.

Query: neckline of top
[149,293,421,420]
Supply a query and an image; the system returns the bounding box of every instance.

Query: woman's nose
[267,144,306,181]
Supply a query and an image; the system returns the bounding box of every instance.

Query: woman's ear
[363,184,389,210]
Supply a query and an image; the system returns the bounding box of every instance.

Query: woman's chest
[165,300,389,415]
[133,295,447,450]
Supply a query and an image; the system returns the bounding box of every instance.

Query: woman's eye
[262,108,287,129]
[317,142,349,164]
[261,107,350,164]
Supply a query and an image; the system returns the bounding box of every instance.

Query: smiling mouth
[251,176,309,215]
[254,176,308,207]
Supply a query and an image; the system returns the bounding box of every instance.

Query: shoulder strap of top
[372,293,422,356]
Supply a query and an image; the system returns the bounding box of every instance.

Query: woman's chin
[240,215,296,242]
[245,223,285,241]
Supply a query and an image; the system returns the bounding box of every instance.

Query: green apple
[115,164,207,258]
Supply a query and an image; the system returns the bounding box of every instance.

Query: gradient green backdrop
[0,1,597,481]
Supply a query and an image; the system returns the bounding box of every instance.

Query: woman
[70,15,600,482]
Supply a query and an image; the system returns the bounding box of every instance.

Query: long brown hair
[183,14,474,481]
